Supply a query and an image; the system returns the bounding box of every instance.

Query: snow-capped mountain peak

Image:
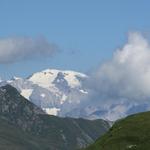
[1,68,146,121]
[5,69,88,117]
[28,69,87,89]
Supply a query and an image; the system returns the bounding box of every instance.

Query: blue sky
[0,0,150,79]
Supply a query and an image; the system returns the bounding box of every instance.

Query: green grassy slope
[85,111,150,150]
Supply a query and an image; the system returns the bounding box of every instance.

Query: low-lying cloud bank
[0,36,58,64]
[82,32,150,120]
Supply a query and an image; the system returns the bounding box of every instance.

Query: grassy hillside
[0,85,110,150]
[85,111,150,150]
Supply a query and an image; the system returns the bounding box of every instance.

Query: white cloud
[82,32,150,120]
[0,36,58,63]
[88,32,150,101]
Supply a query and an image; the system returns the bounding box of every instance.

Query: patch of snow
[60,94,67,104]
[63,70,86,88]
[20,89,33,100]
[7,80,13,83]
[12,76,21,80]
[80,89,88,94]
[43,107,60,116]
[40,93,46,98]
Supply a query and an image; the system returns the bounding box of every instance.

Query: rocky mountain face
[0,85,110,150]
[0,84,44,133]
[4,69,88,117]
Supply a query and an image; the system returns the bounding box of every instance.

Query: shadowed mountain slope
[0,85,110,150]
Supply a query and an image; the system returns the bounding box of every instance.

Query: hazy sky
[0,0,150,79]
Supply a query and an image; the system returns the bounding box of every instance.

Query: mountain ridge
[0,84,110,150]
[3,69,89,118]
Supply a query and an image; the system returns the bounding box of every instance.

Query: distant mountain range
[2,69,89,117]
[0,84,110,150]
[1,68,149,121]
